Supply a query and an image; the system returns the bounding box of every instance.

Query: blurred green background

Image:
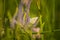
[0,0,60,40]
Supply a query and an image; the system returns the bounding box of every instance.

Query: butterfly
[30,17,38,24]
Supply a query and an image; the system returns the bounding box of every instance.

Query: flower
[32,27,40,32]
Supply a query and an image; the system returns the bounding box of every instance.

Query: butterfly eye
[30,17,38,24]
